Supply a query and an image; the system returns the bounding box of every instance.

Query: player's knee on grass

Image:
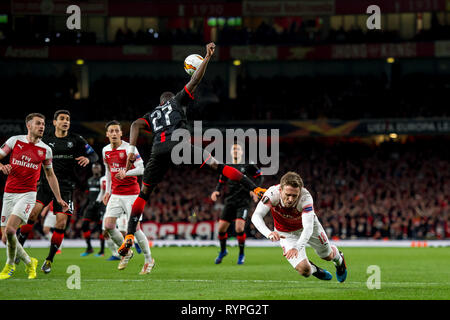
[295,260,312,277]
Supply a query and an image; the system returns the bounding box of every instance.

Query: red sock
[222,165,243,181]
[218,232,228,240]
[237,233,246,244]
[82,230,91,239]
[51,230,64,247]
[99,233,104,240]
[20,223,34,234]
[131,196,146,218]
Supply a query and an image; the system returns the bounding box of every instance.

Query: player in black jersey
[80,162,106,257]
[17,110,99,273]
[211,143,263,265]
[117,42,266,256]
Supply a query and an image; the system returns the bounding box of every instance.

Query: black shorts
[220,203,250,223]
[143,141,212,187]
[36,182,74,215]
[83,202,105,221]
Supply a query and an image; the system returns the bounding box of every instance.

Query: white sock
[310,262,317,275]
[332,246,343,266]
[6,234,17,265]
[16,242,31,265]
[107,228,124,247]
[135,229,152,263]
[106,238,119,257]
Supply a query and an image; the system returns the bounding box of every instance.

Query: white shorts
[278,215,332,269]
[1,192,37,227]
[103,194,142,231]
[43,211,56,228]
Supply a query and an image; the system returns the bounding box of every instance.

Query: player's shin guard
[331,245,343,266]
[135,230,152,263]
[6,234,17,265]
[108,228,125,247]
[127,195,147,235]
[15,242,31,265]
[236,232,246,256]
[47,229,64,262]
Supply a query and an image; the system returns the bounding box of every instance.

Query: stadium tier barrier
[4,239,450,249]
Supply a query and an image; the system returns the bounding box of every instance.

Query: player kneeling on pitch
[251,172,347,282]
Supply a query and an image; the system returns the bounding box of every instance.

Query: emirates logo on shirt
[273,205,301,220]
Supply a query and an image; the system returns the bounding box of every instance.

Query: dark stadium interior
[0,0,449,242]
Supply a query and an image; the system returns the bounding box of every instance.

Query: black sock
[219,232,227,252]
[86,237,92,250]
[46,228,64,262]
[127,215,140,235]
[99,238,105,253]
[237,232,245,255]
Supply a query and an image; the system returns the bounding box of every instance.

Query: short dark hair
[25,113,45,124]
[160,91,175,104]
[54,109,70,120]
[105,120,121,130]
[280,171,303,189]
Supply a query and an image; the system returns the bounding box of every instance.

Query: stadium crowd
[2,73,449,122]
[3,138,445,241]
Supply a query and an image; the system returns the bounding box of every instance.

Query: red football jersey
[262,184,315,232]
[102,141,141,196]
[0,135,53,193]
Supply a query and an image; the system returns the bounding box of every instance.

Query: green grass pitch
[0,246,449,300]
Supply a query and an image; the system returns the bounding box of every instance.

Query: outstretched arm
[185,42,216,95]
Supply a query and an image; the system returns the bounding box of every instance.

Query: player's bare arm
[0,163,12,175]
[211,191,220,201]
[75,137,99,167]
[0,153,12,175]
[251,201,285,241]
[103,162,112,205]
[75,156,90,167]
[126,118,148,171]
[43,166,69,212]
[185,42,215,95]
